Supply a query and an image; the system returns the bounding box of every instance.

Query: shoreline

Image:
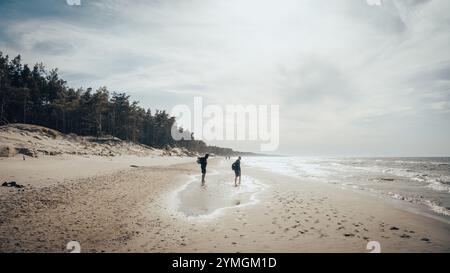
[244,156,450,222]
[0,156,449,252]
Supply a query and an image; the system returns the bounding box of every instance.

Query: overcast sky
[1,0,449,156]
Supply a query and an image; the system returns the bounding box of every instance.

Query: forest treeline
[0,51,235,155]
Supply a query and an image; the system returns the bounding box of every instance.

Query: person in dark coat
[197,154,209,185]
[232,156,241,187]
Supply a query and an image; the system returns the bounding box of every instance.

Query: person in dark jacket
[197,154,209,185]
[232,156,241,187]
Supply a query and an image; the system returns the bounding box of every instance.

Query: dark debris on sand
[2,181,25,189]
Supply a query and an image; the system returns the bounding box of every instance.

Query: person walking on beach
[197,154,209,186]
[232,156,242,187]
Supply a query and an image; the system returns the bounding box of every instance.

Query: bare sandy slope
[0,123,194,159]
[0,158,449,253]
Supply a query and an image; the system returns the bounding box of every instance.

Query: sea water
[176,174,265,218]
[245,157,450,218]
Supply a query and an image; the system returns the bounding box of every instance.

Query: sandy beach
[1,155,449,253]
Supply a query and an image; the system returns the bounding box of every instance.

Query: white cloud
[1,0,449,155]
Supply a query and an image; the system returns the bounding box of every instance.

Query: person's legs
[201,167,206,185]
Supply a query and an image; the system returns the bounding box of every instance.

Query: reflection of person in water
[232,156,242,187]
[197,154,209,186]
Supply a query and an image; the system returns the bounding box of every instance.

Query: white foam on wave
[245,156,330,180]
[387,191,450,217]
[423,200,450,216]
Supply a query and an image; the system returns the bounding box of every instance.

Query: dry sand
[0,154,192,188]
[0,156,449,253]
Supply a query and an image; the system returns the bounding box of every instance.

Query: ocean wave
[387,192,450,216]
[423,200,450,216]
[378,168,450,192]
[425,178,450,193]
